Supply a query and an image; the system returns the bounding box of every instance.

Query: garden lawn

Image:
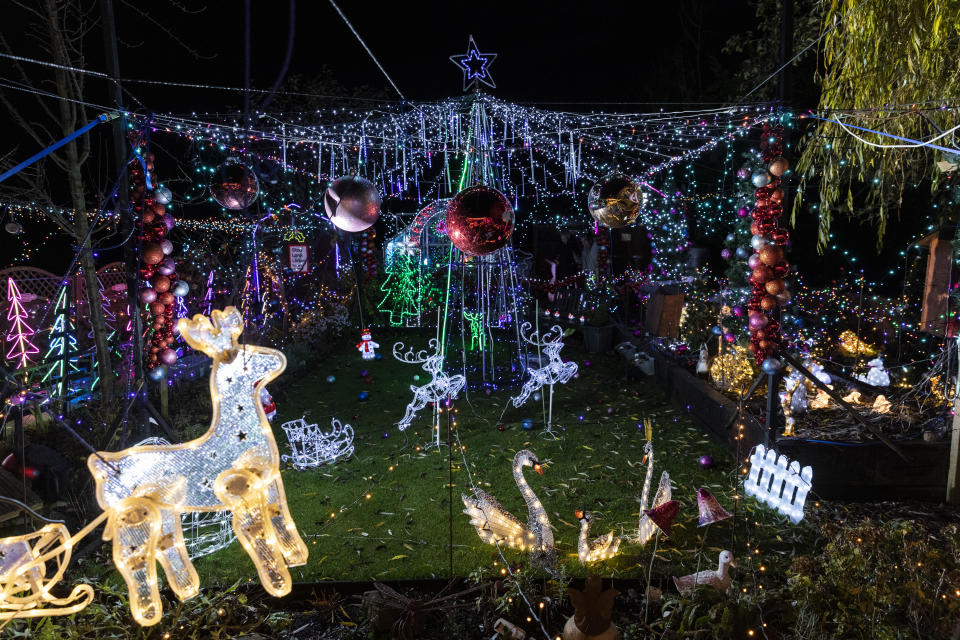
[192,328,814,584]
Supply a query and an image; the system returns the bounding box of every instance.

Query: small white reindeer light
[508,322,578,437]
[394,339,466,446]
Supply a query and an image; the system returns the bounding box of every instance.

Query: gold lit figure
[87,308,307,626]
[462,449,555,569]
[575,510,621,564]
[0,499,96,622]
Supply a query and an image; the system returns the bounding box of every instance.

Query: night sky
[0,1,925,286]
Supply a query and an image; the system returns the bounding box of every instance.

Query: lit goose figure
[462,450,555,567]
[576,510,621,564]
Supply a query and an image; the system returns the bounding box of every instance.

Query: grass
[189,327,812,584]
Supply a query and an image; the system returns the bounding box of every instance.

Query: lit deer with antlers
[507,323,578,435]
[87,307,307,626]
[394,338,466,437]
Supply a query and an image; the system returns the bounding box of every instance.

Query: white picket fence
[744,444,813,524]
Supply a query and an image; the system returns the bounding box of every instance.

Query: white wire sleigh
[281,417,355,470]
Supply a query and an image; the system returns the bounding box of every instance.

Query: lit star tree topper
[449,35,497,92]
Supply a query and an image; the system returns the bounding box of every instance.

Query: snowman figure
[696,343,709,375]
[856,356,890,387]
[357,328,379,360]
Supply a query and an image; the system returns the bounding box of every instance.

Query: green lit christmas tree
[378,247,419,327]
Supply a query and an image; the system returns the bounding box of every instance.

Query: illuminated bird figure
[462,449,556,569]
[635,419,672,545]
[673,550,737,595]
[575,510,621,564]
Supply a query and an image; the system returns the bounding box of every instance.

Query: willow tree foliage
[793,0,960,249]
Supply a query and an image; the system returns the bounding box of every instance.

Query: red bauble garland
[747,124,790,365]
[595,227,610,273]
[130,149,179,371]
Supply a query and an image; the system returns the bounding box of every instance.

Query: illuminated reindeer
[508,323,578,434]
[87,307,307,626]
[394,338,465,436]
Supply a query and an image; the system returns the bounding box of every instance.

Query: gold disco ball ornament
[586,172,641,228]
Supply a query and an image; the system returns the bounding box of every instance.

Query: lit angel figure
[508,322,578,435]
[575,510,621,564]
[86,307,307,626]
[635,419,671,545]
[461,449,556,569]
[394,339,466,439]
[356,329,379,360]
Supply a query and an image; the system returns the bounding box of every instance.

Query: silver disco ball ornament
[210,161,259,210]
[155,186,173,205]
[4,221,22,235]
[323,176,381,232]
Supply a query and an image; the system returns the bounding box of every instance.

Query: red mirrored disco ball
[210,161,259,210]
[445,185,515,256]
[323,176,381,232]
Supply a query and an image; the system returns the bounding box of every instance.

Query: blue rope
[0,112,118,184]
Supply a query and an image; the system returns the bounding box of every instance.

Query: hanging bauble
[759,244,784,266]
[140,288,157,304]
[769,188,784,203]
[142,210,156,225]
[737,206,749,218]
[151,275,171,293]
[160,348,178,366]
[149,301,166,316]
[158,258,176,276]
[760,295,778,311]
[720,248,732,260]
[751,265,772,284]
[768,157,789,177]
[4,221,22,235]
[142,243,164,265]
[147,365,167,381]
[160,239,174,255]
[172,280,190,297]
[586,172,641,228]
[445,185,515,256]
[748,313,769,331]
[737,167,750,180]
[163,214,176,231]
[765,279,785,296]
[157,292,174,306]
[776,290,792,304]
[210,161,259,210]
[725,233,736,243]
[750,234,769,250]
[761,358,783,374]
[323,176,381,232]
[155,186,173,205]
[747,254,762,270]
[751,171,771,188]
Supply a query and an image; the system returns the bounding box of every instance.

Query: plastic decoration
[86,307,307,625]
[635,419,672,545]
[576,510,621,564]
[281,416,355,470]
[856,356,890,387]
[393,339,466,433]
[509,322,577,434]
[133,438,237,559]
[356,329,379,360]
[4,277,38,370]
[461,450,555,566]
[744,444,813,524]
[643,500,680,537]
[696,488,732,527]
[709,344,753,394]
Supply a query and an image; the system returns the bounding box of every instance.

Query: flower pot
[582,324,614,353]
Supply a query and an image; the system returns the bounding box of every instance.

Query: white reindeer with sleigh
[86,307,307,625]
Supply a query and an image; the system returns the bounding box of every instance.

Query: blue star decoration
[450,35,497,92]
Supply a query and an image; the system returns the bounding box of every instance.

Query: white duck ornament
[672,550,737,595]
[462,449,556,568]
[575,510,621,564]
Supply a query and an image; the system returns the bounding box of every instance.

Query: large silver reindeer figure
[87,308,307,626]
[394,338,466,446]
[508,322,578,437]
